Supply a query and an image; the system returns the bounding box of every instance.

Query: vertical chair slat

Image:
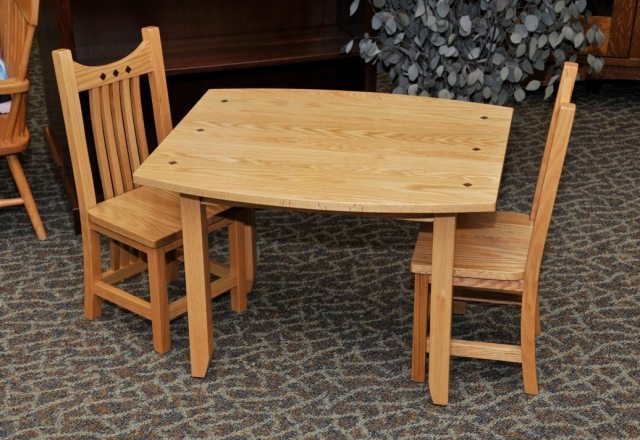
[99,84,125,196]
[130,75,149,162]
[120,78,142,177]
[109,81,134,192]
[88,87,114,199]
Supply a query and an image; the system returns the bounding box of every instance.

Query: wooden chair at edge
[0,0,46,239]
[52,26,256,354]
[410,62,578,397]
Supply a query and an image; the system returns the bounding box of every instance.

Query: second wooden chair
[410,62,578,397]
[52,26,255,354]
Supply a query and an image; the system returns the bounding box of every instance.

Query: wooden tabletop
[134,89,513,214]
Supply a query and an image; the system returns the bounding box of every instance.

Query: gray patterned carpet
[1,41,639,438]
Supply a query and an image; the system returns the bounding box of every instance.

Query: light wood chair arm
[0,78,30,94]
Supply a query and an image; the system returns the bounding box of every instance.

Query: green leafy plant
[345,0,605,103]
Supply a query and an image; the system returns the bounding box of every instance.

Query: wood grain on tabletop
[134,89,513,214]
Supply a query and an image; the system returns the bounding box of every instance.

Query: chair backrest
[524,62,578,288]
[52,26,172,219]
[0,0,38,148]
[530,62,578,221]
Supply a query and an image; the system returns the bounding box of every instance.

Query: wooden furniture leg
[412,272,429,382]
[148,248,171,354]
[180,194,214,377]
[7,155,47,240]
[229,213,248,313]
[428,214,456,406]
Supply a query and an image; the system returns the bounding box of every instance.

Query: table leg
[180,194,214,377]
[428,214,456,405]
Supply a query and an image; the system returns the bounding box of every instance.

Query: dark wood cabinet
[588,0,640,79]
[37,0,374,230]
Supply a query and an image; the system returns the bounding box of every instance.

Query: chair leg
[521,289,539,395]
[166,250,180,283]
[83,227,103,319]
[148,249,171,354]
[6,155,46,240]
[109,240,122,271]
[243,209,257,292]
[535,296,541,336]
[228,215,248,313]
[412,273,429,382]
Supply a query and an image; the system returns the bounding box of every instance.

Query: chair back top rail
[52,26,172,217]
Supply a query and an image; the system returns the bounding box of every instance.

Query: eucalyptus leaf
[510,32,523,44]
[468,47,481,60]
[408,63,419,81]
[563,25,575,41]
[573,32,584,48]
[372,13,383,30]
[524,15,539,32]
[385,17,397,34]
[349,0,359,17]
[448,72,457,87]
[436,1,450,18]
[525,80,541,91]
[542,12,555,26]
[514,87,526,102]
[529,38,537,60]
[514,67,523,82]
[500,66,509,81]
[438,88,453,99]
[460,15,472,34]
[554,1,564,13]
[538,34,548,48]
[415,0,426,18]
[426,15,438,31]
[341,39,354,54]
[373,0,386,8]
[544,84,555,100]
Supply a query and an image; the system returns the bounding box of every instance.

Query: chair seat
[88,186,230,248]
[411,211,533,281]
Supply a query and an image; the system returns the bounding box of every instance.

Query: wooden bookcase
[588,0,640,79]
[37,0,374,230]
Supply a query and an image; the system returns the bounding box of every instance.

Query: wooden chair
[52,26,255,354]
[0,0,46,240]
[410,62,578,395]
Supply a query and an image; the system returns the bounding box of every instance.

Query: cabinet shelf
[75,24,358,75]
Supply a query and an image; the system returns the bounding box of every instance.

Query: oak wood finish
[0,0,46,239]
[133,88,513,383]
[134,89,513,214]
[52,27,254,354]
[410,62,579,401]
[587,0,640,79]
